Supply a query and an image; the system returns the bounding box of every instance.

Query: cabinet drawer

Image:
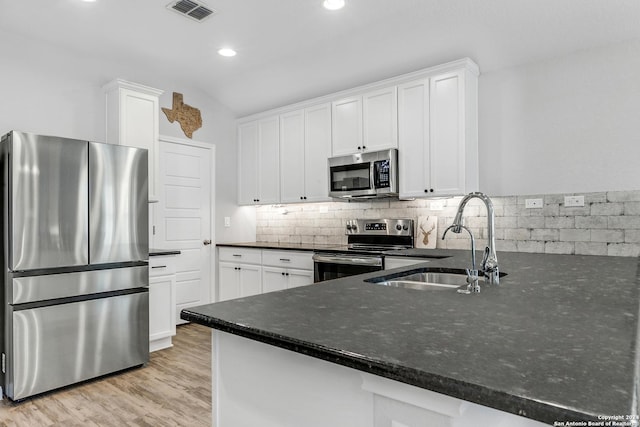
[218,247,262,264]
[149,255,177,277]
[261,250,313,270]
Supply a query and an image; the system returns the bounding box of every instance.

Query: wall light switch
[525,198,543,209]
[564,195,585,207]
[319,206,329,214]
[224,217,231,227]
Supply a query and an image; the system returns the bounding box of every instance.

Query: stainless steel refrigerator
[0,131,149,401]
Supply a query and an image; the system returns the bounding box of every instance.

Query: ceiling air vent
[167,0,216,22]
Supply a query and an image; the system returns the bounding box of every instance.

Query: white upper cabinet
[237,121,259,205]
[429,71,467,196]
[238,116,280,205]
[332,86,398,156]
[104,79,163,201]
[303,104,331,202]
[398,65,478,198]
[280,110,306,203]
[398,78,431,198]
[279,104,332,204]
[331,96,363,156]
[238,58,479,204]
[362,86,398,152]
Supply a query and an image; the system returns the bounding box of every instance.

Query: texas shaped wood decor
[162,92,202,138]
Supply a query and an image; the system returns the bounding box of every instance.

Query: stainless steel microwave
[328,148,398,199]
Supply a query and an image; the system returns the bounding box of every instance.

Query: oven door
[312,253,383,283]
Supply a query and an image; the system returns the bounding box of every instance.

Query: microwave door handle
[371,161,376,189]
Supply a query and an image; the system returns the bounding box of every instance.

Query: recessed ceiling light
[323,0,345,10]
[218,48,237,57]
[81,0,97,2]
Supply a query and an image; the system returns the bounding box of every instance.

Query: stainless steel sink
[367,268,508,292]
[366,269,470,291]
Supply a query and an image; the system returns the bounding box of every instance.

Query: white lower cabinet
[218,262,262,301]
[149,255,177,352]
[218,247,263,301]
[261,250,314,292]
[218,248,314,301]
[262,267,314,292]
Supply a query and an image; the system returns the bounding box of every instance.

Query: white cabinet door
[262,266,288,293]
[238,117,280,205]
[239,263,262,297]
[219,262,262,300]
[104,80,163,201]
[287,268,314,289]
[304,104,332,202]
[218,262,240,301]
[238,121,259,205]
[429,71,465,196]
[363,86,398,152]
[258,117,280,204]
[263,266,312,292]
[398,78,431,198]
[149,274,176,351]
[398,70,477,199]
[332,96,363,156]
[280,110,306,203]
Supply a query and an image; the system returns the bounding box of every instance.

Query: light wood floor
[0,323,212,427]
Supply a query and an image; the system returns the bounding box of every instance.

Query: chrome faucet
[442,224,480,293]
[445,192,500,285]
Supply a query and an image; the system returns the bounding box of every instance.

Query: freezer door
[8,132,89,270]
[10,265,148,304]
[7,291,149,400]
[89,142,148,264]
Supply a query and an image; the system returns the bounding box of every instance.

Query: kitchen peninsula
[183,249,640,426]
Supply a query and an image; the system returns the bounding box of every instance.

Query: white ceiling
[3,0,640,117]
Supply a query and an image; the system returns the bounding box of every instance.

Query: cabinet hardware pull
[279,258,290,262]
[151,265,167,269]
[233,254,242,257]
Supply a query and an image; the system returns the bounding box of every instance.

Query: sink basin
[365,268,506,292]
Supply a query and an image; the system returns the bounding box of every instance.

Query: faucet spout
[447,192,500,285]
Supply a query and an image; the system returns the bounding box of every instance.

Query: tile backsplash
[255,190,640,257]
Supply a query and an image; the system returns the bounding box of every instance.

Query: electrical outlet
[224,217,231,227]
[430,201,444,211]
[564,195,585,207]
[525,198,543,209]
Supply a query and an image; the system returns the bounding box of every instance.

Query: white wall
[0,29,255,244]
[479,38,640,196]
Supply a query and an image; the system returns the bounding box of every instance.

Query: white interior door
[157,138,214,324]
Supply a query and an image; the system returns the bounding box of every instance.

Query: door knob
[203,239,212,246]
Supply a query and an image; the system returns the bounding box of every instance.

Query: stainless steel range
[312,219,414,282]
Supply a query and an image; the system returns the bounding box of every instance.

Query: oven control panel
[365,222,387,231]
[345,219,414,236]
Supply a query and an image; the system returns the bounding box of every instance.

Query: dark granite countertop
[216,241,456,258]
[217,241,348,252]
[182,250,640,424]
[149,248,181,256]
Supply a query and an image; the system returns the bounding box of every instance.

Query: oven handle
[312,253,383,267]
